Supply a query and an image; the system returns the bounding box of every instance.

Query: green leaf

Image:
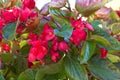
[91,20,120,50]
[35,58,63,80]
[21,45,30,57]
[64,56,88,80]
[114,62,120,70]
[87,55,120,80]
[18,69,36,80]
[92,35,113,49]
[80,40,96,64]
[108,23,120,35]
[0,74,5,80]
[0,53,14,63]
[2,22,17,40]
[49,7,70,17]
[107,54,120,63]
[54,23,73,40]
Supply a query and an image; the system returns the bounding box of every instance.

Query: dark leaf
[80,40,96,64]
[64,56,88,80]
[91,20,120,50]
[87,55,120,80]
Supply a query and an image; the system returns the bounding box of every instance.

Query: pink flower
[0,33,2,42]
[22,0,35,9]
[84,22,94,31]
[1,43,10,52]
[20,8,31,22]
[116,10,120,17]
[16,24,24,34]
[58,41,69,51]
[100,48,108,59]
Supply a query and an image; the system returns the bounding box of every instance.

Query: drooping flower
[100,48,108,59]
[0,17,5,30]
[58,41,69,51]
[22,0,35,9]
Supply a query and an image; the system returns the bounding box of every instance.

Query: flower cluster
[0,0,37,50]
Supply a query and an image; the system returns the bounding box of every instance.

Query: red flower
[16,24,24,34]
[70,18,84,30]
[1,44,10,52]
[0,17,4,30]
[3,10,16,23]
[70,29,87,45]
[40,23,55,41]
[36,46,47,60]
[28,33,38,41]
[116,10,120,17]
[22,0,35,9]
[20,8,31,22]
[100,48,108,59]
[58,41,69,51]
[0,33,2,42]
[50,50,60,62]
[28,47,37,62]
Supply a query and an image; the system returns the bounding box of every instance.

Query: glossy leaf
[18,69,35,80]
[49,7,70,17]
[87,55,120,80]
[92,35,113,49]
[2,22,17,40]
[54,23,73,40]
[80,40,96,64]
[91,20,120,50]
[64,56,88,80]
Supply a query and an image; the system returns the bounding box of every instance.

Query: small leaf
[80,40,96,64]
[87,55,120,80]
[92,35,113,49]
[108,23,120,35]
[107,54,120,63]
[64,56,88,80]
[18,69,36,80]
[2,22,17,40]
[54,23,73,40]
